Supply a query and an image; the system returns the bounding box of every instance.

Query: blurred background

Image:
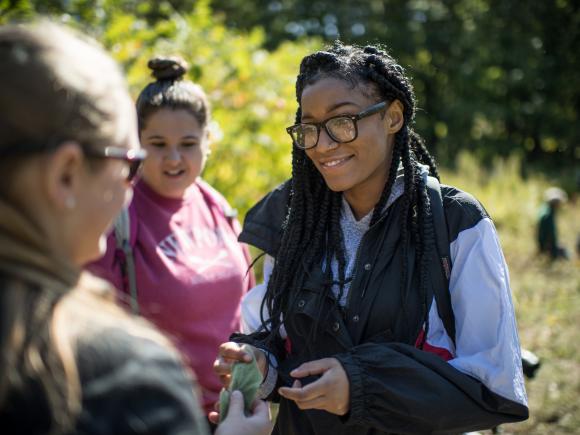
[1,1,578,433]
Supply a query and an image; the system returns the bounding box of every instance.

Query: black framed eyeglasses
[286,101,388,150]
[84,146,148,183]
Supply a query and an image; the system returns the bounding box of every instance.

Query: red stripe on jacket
[415,329,454,361]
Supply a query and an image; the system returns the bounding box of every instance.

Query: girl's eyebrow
[327,101,360,112]
[145,134,200,140]
[301,101,359,120]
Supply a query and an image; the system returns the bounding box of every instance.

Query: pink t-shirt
[87,179,254,413]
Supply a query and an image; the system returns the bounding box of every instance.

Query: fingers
[213,342,255,387]
[208,411,220,424]
[278,376,328,402]
[279,387,347,415]
[225,390,245,418]
[278,359,350,416]
[213,358,233,376]
[290,358,335,378]
[219,342,253,362]
[209,391,245,425]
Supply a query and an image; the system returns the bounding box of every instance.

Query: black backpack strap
[114,207,139,315]
[426,176,456,345]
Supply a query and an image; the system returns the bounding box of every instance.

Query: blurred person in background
[86,56,255,421]
[537,186,569,260]
[0,22,270,435]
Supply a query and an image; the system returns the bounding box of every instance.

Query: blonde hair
[0,22,154,433]
[0,21,132,154]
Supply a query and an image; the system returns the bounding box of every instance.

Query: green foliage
[3,1,577,167]
[0,1,315,216]
[209,0,580,168]
[97,2,318,216]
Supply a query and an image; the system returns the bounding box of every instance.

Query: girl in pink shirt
[87,57,254,415]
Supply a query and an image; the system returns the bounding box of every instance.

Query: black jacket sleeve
[238,180,291,257]
[335,342,528,434]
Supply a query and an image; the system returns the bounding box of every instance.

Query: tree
[0,0,319,215]
[209,0,579,168]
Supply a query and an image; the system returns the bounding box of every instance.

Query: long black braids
[260,42,440,350]
[362,45,439,347]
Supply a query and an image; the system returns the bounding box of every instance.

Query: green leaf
[218,344,262,422]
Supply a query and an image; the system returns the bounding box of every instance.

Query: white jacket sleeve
[444,217,527,405]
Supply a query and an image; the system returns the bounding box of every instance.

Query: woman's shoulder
[440,184,491,243]
[75,323,184,380]
[70,295,208,434]
[75,326,208,434]
[239,180,291,256]
[195,178,227,204]
[65,275,189,377]
[195,178,238,218]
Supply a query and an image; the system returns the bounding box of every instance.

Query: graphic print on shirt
[158,225,237,285]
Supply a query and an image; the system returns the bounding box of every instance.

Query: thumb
[226,390,245,418]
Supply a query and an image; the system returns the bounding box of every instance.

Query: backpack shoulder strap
[196,180,239,233]
[426,176,456,345]
[114,207,139,315]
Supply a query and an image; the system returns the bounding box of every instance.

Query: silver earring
[65,197,76,209]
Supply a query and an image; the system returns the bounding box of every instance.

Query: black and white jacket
[234,178,529,435]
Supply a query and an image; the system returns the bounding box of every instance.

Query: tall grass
[441,153,579,434]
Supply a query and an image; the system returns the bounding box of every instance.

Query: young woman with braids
[213,42,529,434]
[0,22,270,435]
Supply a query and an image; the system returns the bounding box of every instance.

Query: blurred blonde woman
[0,22,270,435]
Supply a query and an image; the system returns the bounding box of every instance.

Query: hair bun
[148,56,188,81]
[363,46,379,55]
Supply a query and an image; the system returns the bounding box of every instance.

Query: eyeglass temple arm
[356,101,388,119]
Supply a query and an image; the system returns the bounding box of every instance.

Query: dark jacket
[0,274,209,435]
[233,181,528,435]
[537,203,558,257]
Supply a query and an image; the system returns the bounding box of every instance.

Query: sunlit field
[441,154,579,434]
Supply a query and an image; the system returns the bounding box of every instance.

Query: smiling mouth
[320,155,354,168]
[163,169,185,177]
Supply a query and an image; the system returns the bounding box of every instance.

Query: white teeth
[165,169,183,176]
[323,157,349,167]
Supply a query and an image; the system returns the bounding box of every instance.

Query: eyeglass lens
[294,116,357,149]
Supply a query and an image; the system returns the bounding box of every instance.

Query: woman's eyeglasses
[286,101,388,150]
[85,146,148,183]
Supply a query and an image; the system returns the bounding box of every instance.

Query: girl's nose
[317,128,339,152]
[165,147,181,161]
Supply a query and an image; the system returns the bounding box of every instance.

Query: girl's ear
[385,100,404,134]
[44,141,85,210]
[205,120,220,144]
